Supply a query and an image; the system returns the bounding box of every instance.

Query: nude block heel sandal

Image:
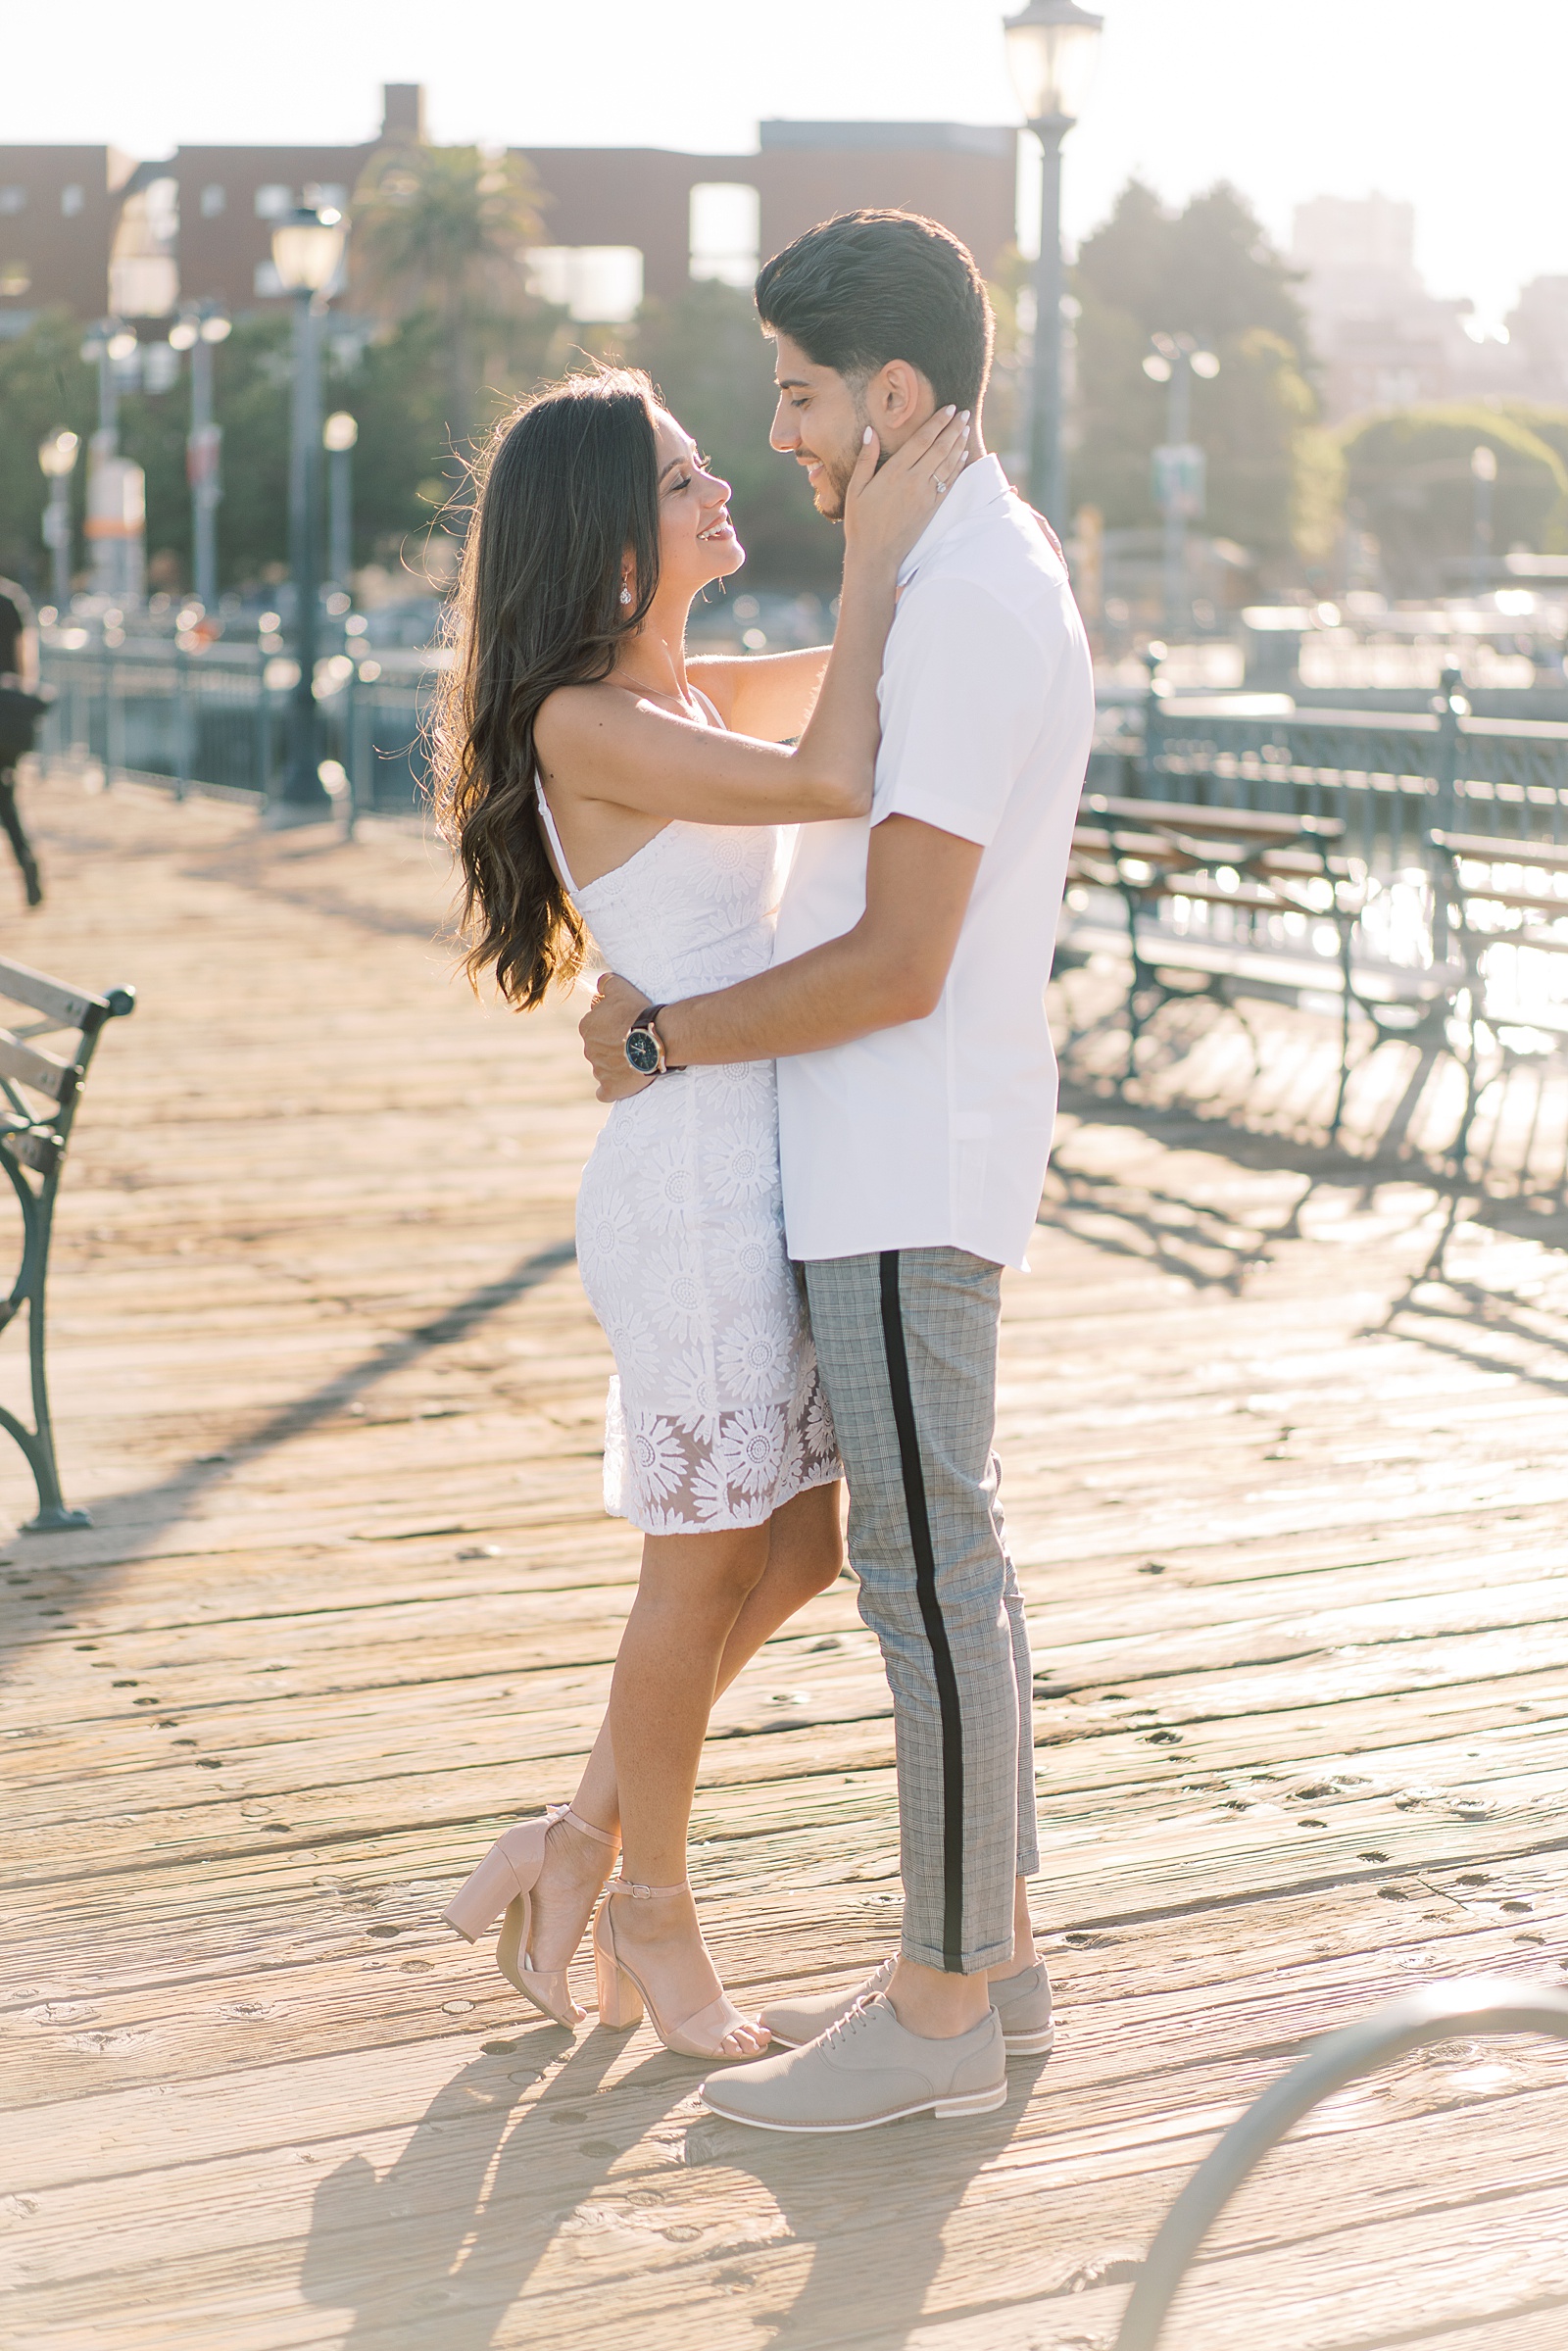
[592,1879,765,2061]
[443,1804,617,2030]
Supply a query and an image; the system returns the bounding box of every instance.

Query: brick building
[0,87,1020,332]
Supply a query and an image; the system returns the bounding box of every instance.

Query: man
[582,210,1094,2132]
[0,576,44,907]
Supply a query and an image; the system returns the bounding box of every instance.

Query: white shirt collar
[897,451,1012,588]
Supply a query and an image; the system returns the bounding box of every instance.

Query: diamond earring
[619,581,633,607]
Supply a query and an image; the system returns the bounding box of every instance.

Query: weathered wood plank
[5,778,1568,2349]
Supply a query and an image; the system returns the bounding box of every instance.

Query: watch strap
[645,1004,685,1073]
[628,1004,685,1077]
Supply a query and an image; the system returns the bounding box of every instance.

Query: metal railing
[36,640,438,822]
[1113,1977,1568,2350]
[1131,666,1568,879]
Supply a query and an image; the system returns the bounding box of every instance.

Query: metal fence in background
[37,644,1568,875]
[36,642,438,821]
[1098,670,1568,878]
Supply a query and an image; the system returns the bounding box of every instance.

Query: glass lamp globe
[1004,0,1104,126]
[323,411,360,454]
[38,429,79,479]
[271,207,346,295]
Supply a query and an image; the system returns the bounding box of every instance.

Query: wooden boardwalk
[5,777,1568,2351]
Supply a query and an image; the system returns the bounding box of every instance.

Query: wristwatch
[624,1004,683,1077]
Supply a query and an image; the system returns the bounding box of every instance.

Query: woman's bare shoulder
[532,679,627,764]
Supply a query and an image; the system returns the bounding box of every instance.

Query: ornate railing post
[1430,662,1465,963]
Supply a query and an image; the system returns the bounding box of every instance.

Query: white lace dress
[537,771,841,1537]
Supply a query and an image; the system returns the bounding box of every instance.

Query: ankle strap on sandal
[612,1876,689,1899]
[556,1804,618,1848]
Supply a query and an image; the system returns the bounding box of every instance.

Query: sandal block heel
[443,1839,529,1943]
[593,1929,646,2030]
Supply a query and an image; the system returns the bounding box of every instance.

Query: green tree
[1072,179,1319,577]
[0,312,97,592]
[633,278,840,595]
[351,144,557,464]
[1341,402,1568,596]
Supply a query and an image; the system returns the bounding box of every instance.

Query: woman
[432,366,967,2059]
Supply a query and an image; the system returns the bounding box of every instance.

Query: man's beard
[812,388,872,522]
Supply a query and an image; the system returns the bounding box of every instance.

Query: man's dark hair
[755,210,994,414]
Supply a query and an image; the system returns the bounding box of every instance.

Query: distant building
[1290,191,1521,419]
[0,144,139,329]
[0,88,1019,334]
[1291,192,1472,418]
[1506,275,1568,405]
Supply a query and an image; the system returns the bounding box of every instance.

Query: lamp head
[271,206,347,295]
[200,313,232,343]
[1003,0,1104,128]
[38,429,79,479]
[323,411,360,453]
[168,317,199,351]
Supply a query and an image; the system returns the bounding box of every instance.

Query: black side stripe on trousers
[878,1249,966,1972]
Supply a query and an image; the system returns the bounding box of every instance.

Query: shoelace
[815,1996,885,2057]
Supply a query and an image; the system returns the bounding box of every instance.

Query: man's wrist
[655,1000,697,1068]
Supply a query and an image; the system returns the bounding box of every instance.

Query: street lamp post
[37,431,79,613]
[1144,334,1220,632]
[270,207,346,823]
[170,307,232,611]
[1471,443,1497,598]
[78,318,144,603]
[1003,0,1103,528]
[323,411,359,593]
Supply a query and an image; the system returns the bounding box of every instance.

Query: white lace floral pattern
[567,813,842,1536]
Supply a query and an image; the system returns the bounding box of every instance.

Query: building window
[0,187,25,217]
[254,184,292,220]
[61,184,85,219]
[525,246,643,324]
[255,260,285,298]
[201,183,226,220]
[689,183,760,289]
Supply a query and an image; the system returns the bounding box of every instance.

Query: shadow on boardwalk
[0,1237,575,1675]
[300,2034,1051,2351]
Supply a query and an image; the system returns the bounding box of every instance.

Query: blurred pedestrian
[0,577,44,906]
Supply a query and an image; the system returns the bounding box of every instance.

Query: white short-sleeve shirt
[773,453,1094,1271]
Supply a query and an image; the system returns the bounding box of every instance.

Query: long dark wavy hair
[429,367,662,1006]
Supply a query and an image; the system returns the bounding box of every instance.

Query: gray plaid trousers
[803,1247,1039,1975]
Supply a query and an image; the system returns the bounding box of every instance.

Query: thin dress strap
[534,776,580,899]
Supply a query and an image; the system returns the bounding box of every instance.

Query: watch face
[625,1026,661,1075]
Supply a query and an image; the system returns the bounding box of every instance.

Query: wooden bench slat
[1087,795,1345,842]
[0,955,104,1031]
[1451,887,1568,918]
[0,1030,78,1104]
[1433,831,1568,872]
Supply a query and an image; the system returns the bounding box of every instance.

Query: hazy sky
[2,0,1555,328]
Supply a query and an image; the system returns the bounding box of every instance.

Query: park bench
[1428,828,1568,1164]
[1063,794,1364,1114]
[0,955,134,1529]
[1060,794,1469,1138]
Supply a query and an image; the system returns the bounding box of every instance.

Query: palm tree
[352,145,551,460]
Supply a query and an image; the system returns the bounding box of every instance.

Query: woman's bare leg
[570,1480,843,1834]
[526,1484,844,2027]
